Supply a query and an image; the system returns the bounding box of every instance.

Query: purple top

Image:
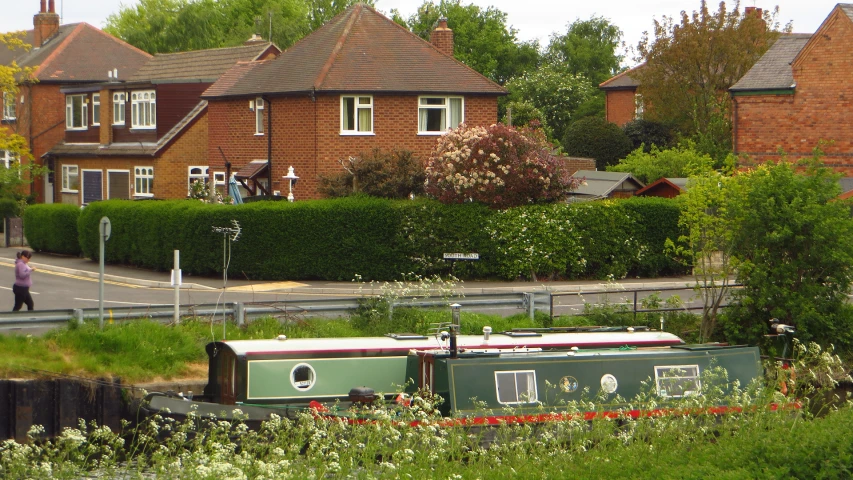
[14,259,32,288]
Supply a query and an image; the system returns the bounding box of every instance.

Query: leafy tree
[318,149,425,199]
[607,143,716,184]
[635,1,786,158]
[546,16,623,86]
[722,154,853,349]
[622,119,673,152]
[398,0,540,84]
[424,123,579,209]
[562,117,632,169]
[504,64,596,144]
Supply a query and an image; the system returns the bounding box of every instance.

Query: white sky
[0,0,842,65]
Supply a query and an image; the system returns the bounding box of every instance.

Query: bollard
[235,302,245,327]
[73,308,84,326]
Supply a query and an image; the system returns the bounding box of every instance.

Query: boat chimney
[483,325,492,341]
[450,303,461,358]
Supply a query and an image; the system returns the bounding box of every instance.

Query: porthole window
[290,363,316,391]
[600,374,618,394]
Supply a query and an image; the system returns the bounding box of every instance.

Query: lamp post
[282,166,299,202]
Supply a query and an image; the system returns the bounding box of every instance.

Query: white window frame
[340,95,374,135]
[418,96,463,135]
[1,150,16,169]
[2,92,15,120]
[495,370,538,405]
[92,93,101,126]
[113,92,126,125]
[254,97,265,135]
[131,90,156,129]
[61,164,79,192]
[134,166,154,197]
[634,93,644,120]
[66,94,88,130]
[654,364,701,398]
[188,166,210,195]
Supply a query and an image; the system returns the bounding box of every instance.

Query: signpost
[443,253,479,275]
[98,217,111,329]
[172,250,182,324]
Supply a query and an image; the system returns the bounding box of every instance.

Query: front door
[81,169,103,205]
[107,170,130,199]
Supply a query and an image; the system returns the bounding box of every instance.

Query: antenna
[269,11,273,42]
[211,220,242,339]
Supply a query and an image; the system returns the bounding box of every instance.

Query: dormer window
[92,94,101,126]
[66,95,88,130]
[113,92,125,125]
[131,90,156,129]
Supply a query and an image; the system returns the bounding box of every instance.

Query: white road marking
[0,286,39,294]
[73,298,155,306]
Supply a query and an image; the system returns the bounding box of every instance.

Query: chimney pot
[40,0,46,13]
[48,0,55,13]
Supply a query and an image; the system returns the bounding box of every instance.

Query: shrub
[620,196,687,277]
[318,149,425,199]
[607,143,716,185]
[424,123,579,209]
[23,204,81,255]
[562,116,633,169]
[622,119,673,152]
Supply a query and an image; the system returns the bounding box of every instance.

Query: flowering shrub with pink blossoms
[424,123,580,209]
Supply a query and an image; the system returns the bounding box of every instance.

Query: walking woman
[13,250,34,311]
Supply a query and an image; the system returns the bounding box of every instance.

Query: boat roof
[216,330,684,356]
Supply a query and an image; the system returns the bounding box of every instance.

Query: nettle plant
[424,123,579,209]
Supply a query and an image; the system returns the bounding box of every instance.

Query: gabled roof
[129,43,279,83]
[204,4,505,99]
[599,64,643,90]
[0,23,151,83]
[568,170,645,201]
[635,177,688,196]
[46,100,208,157]
[729,34,811,92]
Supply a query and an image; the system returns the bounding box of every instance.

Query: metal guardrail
[0,291,553,329]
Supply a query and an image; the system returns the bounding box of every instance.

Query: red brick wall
[734,10,853,172]
[208,93,499,199]
[605,89,637,127]
[54,114,209,205]
[27,83,68,201]
[561,156,596,175]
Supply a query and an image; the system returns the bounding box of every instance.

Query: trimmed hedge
[23,204,82,255]
[67,196,689,281]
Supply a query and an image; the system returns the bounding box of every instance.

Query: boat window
[654,365,701,397]
[291,363,317,391]
[600,374,618,394]
[495,370,538,405]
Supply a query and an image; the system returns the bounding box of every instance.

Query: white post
[173,250,181,324]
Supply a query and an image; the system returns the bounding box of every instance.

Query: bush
[620,196,687,276]
[318,149,425,199]
[622,119,673,152]
[424,123,579,209]
[23,204,81,255]
[607,143,716,185]
[562,116,633,169]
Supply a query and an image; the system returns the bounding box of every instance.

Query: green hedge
[69,196,686,281]
[23,204,82,255]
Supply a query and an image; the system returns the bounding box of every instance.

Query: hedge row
[29,197,686,281]
[23,203,82,256]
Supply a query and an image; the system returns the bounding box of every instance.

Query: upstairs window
[340,95,373,134]
[134,166,154,196]
[634,93,644,120]
[66,95,88,130]
[113,92,125,125]
[418,96,462,134]
[254,97,264,135]
[92,93,101,126]
[1,151,16,169]
[131,90,156,128]
[61,164,79,192]
[2,92,15,120]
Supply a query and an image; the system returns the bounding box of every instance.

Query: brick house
[45,43,279,205]
[599,64,644,127]
[0,0,151,202]
[202,4,506,199]
[731,4,853,170]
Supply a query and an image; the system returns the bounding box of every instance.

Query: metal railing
[0,291,553,329]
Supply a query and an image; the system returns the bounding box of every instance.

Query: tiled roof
[47,101,208,157]
[730,34,811,91]
[129,44,278,83]
[0,23,150,83]
[204,4,505,99]
[599,64,643,90]
[568,170,645,200]
[635,177,688,196]
[843,4,853,21]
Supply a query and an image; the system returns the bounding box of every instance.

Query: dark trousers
[12,284,33,311]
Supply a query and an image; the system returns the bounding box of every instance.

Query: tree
[635,1,786,158]
[562,117,632,169]
[318,149,425,199]
[398,0,540,84]
[721,154,853,349]
[546,16,623,87]
[607,142,716,184]
[622,119,673,152]
[424,123,579,209]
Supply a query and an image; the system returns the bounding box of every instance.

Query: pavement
[0,246,699,295]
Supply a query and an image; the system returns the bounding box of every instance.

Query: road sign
[99,217,111,241]
[443,253,479,260]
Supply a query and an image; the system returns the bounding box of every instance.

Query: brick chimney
[430,18,454,57]
[744,6,763,17]
[33,0,60,47]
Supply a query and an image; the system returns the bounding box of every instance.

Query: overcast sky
[1,0,842,65]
